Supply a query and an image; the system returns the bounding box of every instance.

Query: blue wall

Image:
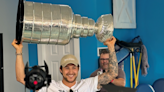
[28,44,38,66]
[135,0,164,85]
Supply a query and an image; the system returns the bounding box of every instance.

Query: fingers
[20,41,23,45]
[11,39,17,46]
[113,36,116,41]
[11,39,23,50]
[106,36,115,42]
[12,39,23,45]
[103,36,116,46]
[109,36,116,42]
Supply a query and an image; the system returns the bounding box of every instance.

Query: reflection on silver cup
[17,1,114,45]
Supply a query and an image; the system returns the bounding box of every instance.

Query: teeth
[68,75,74,77]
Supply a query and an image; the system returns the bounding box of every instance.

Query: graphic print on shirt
[58,90,78,92]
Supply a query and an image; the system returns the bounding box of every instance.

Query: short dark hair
[99,49,109,56]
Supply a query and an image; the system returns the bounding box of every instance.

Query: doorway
[38,38,81,81]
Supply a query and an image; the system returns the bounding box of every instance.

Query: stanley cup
[16,0,114,45]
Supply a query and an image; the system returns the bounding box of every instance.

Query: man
[12,36,118,92]
[90,49,126,92]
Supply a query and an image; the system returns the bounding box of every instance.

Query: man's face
[100,53,109,70]
[60,64,79,83]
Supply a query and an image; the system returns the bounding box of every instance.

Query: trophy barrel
[16,0,114,45]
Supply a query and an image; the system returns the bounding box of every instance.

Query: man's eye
[65,67,69,69]
[73,67,76,69]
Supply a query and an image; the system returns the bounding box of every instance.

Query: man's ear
[60,68,62,74]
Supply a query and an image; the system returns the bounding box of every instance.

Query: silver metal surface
[22,1,33,43]
[21,1,114,45]
[70,15,75,39]
[32,2,43,44]
[81,17,89,37]
[49,4,61,44]
[96,14,114,43]
[73,14,82,38]
[57,5,73,45]
[40,3,52,44]
[88,18,95,36]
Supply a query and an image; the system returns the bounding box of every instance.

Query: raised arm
[12,39,25,85]
[97,36,118,89]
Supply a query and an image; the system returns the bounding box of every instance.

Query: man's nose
[68,69,74,74]
[103,60,108,63]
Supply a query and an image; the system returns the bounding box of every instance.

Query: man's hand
[11,39,23,53]
[103,36,116,50]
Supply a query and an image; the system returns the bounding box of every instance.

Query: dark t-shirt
[90,68,125,92]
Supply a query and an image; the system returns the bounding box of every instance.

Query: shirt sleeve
[84,75,100,91]
[90,68,101,77]
[90,70,98,77]
[117,68,125,79]
[37,87,47,92]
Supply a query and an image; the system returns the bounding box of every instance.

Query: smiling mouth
[68,75,74,78]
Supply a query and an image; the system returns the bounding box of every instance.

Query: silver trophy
[16,0,114,45]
